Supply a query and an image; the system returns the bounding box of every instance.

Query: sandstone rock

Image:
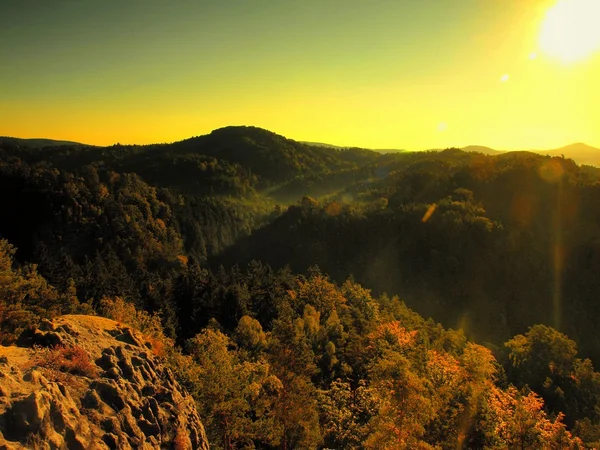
[16,329,63,348]
[0,315,210,450]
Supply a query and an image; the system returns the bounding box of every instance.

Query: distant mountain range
[303,141,409,154]
[462,142,600,166]
[3,132,599,167]
[305,140,600,166]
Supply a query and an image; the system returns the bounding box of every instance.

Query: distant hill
[0,136,87,147]
[461,143,600,166]
[462,145,505,155]
[169,126,380,183]
[532,143,600,166]
[302,141,409,154]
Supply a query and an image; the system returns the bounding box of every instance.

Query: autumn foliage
[33,345,99,379]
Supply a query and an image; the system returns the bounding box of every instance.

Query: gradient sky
[0,0,598,150]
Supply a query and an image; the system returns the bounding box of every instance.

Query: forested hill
[173,126,380,181]
[0,126,380,201]
[215,148,600,361]
[2,127,600,447]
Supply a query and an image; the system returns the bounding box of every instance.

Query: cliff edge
[0,315,209,450]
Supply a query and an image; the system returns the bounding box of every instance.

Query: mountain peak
[207,125,286,140]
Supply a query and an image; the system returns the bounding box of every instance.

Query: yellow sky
[0,0,598,150]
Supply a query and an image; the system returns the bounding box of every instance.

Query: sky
[0,0,599,150]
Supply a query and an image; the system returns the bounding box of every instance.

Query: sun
[540,0,600,63]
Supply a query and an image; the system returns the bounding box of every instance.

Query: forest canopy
[2,126,600,448]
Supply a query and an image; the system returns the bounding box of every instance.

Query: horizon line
[2,128,598,153]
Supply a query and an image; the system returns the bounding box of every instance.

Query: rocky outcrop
[0,315,209,450]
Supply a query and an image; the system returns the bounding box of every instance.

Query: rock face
[0,315,209,450]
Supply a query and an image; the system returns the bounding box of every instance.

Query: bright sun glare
[540,0,600,63]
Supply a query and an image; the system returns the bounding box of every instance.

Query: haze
[1,0,598,150]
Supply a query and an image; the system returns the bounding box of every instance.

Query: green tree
[0,239,83,343]
[318,379,378,449]
[267,303,322,449]
[505,325,577,415]
[187,328,282,449]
